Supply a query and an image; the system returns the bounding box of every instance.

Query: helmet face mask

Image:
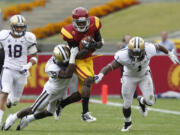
[128,37,145,62]
[10,15,27,37]
[72,7,90,33]
[53,45,70,66]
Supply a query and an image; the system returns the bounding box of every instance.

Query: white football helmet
[9,14,27,37]
[53,44,70,65]
[128,36,145,61]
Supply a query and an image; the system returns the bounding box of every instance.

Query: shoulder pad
[24,32,37,44]
[61,27,73,40]
[114,49,129,64]
[45,59,60,73]
[91,16,101,30]
[0,30,10,41]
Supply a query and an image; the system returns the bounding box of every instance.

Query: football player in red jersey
[56,7,104,122]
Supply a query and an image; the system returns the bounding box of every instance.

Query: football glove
[81,36,97,49]
[20,62,32,74]
[94,73,104,84]
[69,47,79,64]
[168,51,180,64]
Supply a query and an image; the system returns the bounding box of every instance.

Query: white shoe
[16,116,30,130]
[2,114,17,130]
[121,121,132,132]
[81,112,96,122]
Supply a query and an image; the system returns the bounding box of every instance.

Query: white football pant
[121,71,155,109]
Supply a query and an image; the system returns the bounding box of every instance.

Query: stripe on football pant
[31,91,49,113]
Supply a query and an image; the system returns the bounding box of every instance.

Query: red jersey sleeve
[60,25,74,42]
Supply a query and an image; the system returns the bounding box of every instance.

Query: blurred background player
[59,7,104,122]
[157,31,177,55]
[0,14,38,126]
[117,34,131,50]
[94,36,179,132]
[2,45,79,131]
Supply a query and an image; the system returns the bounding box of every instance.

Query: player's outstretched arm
[155,44,180,64]
[94,60,122,84]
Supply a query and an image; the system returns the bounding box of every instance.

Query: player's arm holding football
[93,31,104,49]
[76,31,104,59]
[67,41,89,59]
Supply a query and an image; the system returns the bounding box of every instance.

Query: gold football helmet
[9,14,27,37]
[53,44,70,65]
[128,36,145,61]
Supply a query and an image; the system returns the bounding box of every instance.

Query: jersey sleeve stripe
[95,16,100,29]
[61,28,73,39]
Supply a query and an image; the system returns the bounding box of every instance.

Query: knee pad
[123,100,132,109]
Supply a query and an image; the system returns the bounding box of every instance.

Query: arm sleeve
[94,31,102,42]
[67,41,79,48]
[28,44,38,54]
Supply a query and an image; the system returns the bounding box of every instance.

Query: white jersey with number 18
[0,30,37,71]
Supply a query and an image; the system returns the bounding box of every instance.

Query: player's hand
[94,73,104,84]
[82,36,97,49]
[20,63,32,74]
[89,38,97,49]
[168,51,180,64]
[70,47,79,57]
[69,47,79,64]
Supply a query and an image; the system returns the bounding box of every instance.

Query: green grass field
[1,97,180,135]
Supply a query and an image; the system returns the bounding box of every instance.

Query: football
[79,36,94,50]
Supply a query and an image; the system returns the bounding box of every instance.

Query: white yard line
[90,99,180,115]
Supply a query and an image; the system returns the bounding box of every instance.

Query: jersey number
[8,44,22,58]
[137,65,142,72]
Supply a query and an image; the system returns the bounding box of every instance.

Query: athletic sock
[82,97,89,114]
[0,110,4,126]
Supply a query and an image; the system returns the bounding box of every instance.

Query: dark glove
[81,36,97,50]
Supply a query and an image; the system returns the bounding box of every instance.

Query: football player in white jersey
[0,15,38,127]
[2,44,79,131]
[94,36,179,132]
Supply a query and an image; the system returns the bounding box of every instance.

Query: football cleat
[6,102,12,108]
[2,114,17,130]
[16,116,30,130]
[137,96,148,117]
[121,121,132,132]
[54,105,63,120]
[81,112,96,122]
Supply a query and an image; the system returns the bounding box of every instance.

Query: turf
[1,97,180,135]
[101,2,180,41]
[37,2,180,44]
